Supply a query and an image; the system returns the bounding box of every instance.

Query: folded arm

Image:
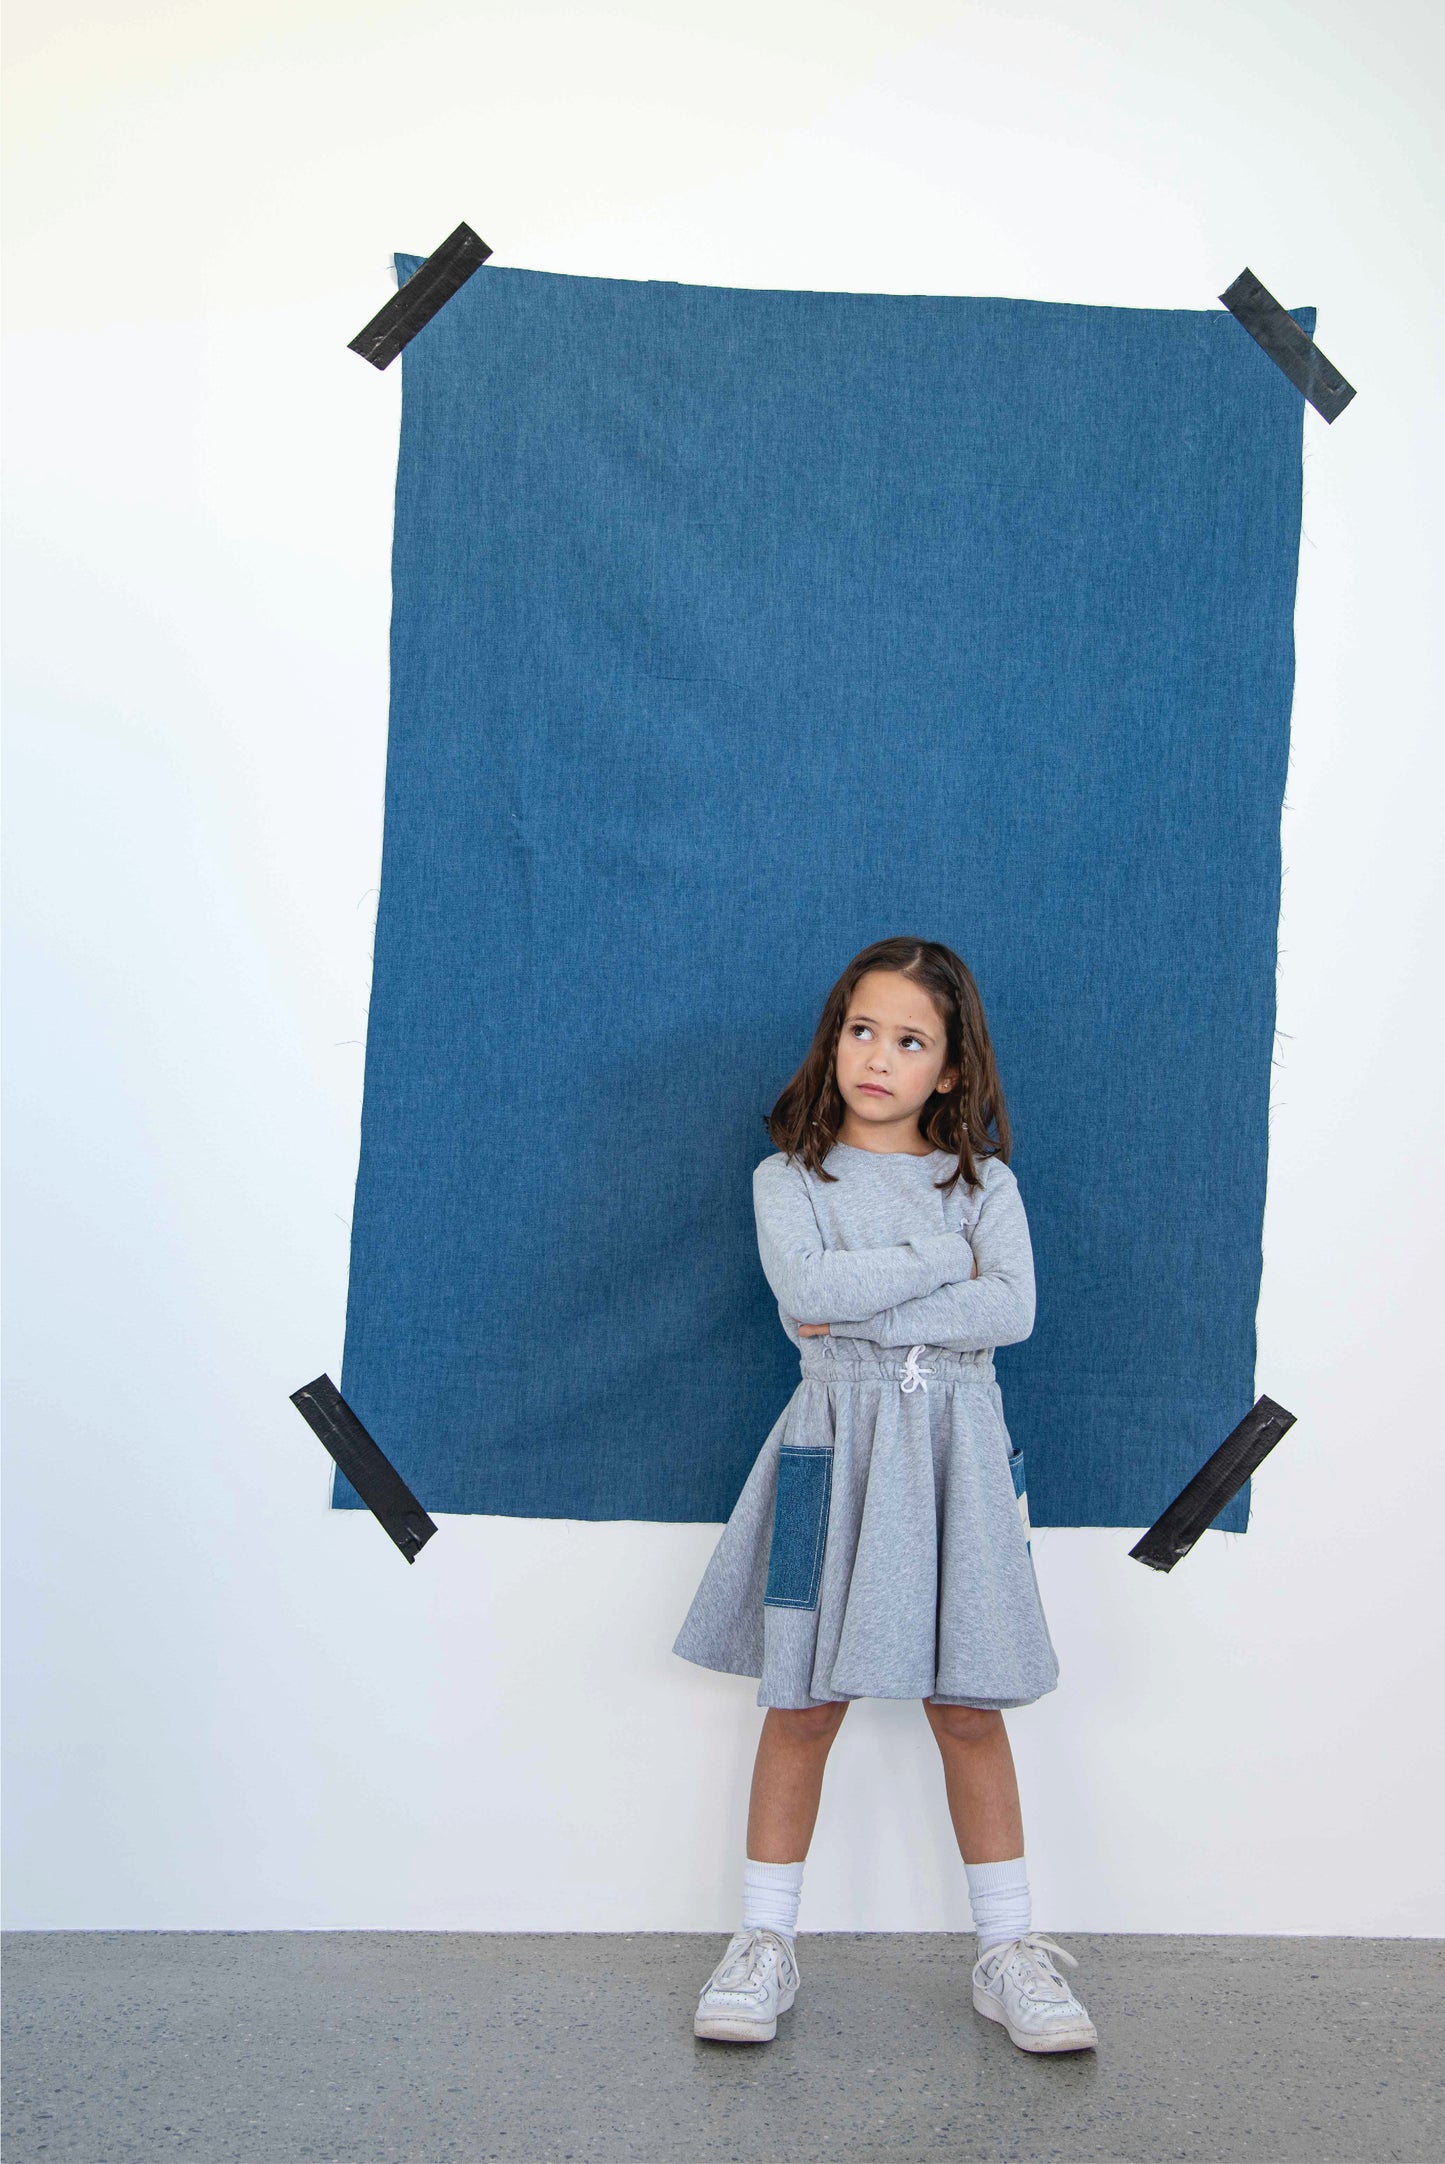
[827,1163,1036,1349]
[753,1155,975,1325]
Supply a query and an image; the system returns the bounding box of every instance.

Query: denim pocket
[764,1445,834,1610]
[1008,1441,1032,1551]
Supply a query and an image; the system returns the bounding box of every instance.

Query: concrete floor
[3,1932,1441,2163]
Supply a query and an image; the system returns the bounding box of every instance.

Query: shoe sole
[693,1986,797,2043]
[972,1985,1097,2054]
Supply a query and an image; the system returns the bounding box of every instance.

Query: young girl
[673,936,1096,2054]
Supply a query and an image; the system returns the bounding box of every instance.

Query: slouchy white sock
[742,1856,805,1942]
[964,1856,1030,1952]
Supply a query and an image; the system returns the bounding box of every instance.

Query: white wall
[5,0,1442,1935]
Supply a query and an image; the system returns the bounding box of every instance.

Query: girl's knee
[769,1700,849,1745]
[923,1698,1002,1746]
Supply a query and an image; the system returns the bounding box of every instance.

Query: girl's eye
[850,1024,924,1050]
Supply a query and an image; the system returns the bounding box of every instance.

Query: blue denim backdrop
[335,263,1309,1531]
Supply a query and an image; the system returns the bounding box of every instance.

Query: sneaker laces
[985,1933,1082,2006]
[705,1927,795,2001]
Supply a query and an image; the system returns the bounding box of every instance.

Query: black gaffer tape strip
[291,1373,438,1562]
[1129,1393,1297,1573]
[1219,268,1355,423]
[348,222,493,370]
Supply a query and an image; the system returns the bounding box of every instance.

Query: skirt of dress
[672,1338,1059,1710]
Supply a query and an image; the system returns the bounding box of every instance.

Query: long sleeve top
[752,1142,1036,1354]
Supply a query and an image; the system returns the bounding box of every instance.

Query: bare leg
[745,1702,850,1862]
[921,1699,1025,1863]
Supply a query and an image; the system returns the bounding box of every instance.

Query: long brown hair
[764,937,1011,1195]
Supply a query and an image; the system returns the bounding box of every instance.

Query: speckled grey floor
[2,1932,1441,2163]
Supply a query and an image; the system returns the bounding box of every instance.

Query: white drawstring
[899,1345,935,1393]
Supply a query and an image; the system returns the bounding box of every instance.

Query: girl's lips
[860,1086,890,1095]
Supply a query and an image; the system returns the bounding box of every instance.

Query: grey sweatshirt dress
[671,1141,1059,1710]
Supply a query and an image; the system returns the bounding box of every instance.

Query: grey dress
[672,1142,1059,1710]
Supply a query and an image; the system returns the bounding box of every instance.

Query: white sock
[965,1856,1030,1953]
[742,1856,805,1942]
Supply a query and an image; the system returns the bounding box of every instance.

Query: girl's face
[834,970,958,1148]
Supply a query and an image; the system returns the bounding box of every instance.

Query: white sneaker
[972,1932,1098,2053]
[693,1926,801,2042]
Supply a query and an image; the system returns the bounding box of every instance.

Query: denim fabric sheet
[336,262,1309,1530]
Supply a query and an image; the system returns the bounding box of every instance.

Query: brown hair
[763,936,1011,1195]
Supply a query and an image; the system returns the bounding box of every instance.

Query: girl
[673,936,1096,2055]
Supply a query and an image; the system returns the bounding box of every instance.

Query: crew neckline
[829,1141,947,1161]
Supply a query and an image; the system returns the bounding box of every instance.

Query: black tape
[1219,268,1355,423]
[348,222,493,370]
[1129,1393,1297,1573]
[291,1373,437,1562]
